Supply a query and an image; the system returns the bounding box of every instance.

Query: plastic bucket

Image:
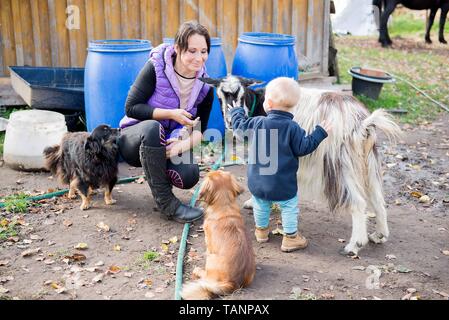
[84,40,152,131]
[163,37,226,138]
[4,110,67,171]
[232,32,299,87]
[349,67,395,100]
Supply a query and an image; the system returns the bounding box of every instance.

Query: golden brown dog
[181,170,256,300]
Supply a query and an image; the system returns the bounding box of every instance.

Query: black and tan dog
[43,125,120,210]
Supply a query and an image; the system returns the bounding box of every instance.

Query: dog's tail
[43,145,61,174]
[181,278,234,300]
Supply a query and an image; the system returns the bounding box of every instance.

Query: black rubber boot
[139,145,203,223]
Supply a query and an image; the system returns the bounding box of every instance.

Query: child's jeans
[251,195,299,234]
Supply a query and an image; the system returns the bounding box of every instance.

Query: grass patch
[1,193,30,213]
[336,37,448,123]
[0,132,4,157]
[142,250,160,262]
[135,250,161,270]
[0,218,19,241]
[389,12,449,38]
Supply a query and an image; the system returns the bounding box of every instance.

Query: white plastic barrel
[4,110,67,171]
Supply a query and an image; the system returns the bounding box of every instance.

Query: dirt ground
[0,110,448,301]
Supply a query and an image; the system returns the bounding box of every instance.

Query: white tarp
[331,0,380,36]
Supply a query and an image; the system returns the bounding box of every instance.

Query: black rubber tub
[9,66,84,111]
[349,67,395,100]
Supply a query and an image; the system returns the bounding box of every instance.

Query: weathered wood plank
[11,0,24,66]
[67,0,87,67]
[199,0,216,36]
[162,0,180,38]
[222,0,237,69]
[104,0,122,39]
[121,0,141,39]
[183,0,199,22]
[0,0,17,75]
[274,0,292,34]
[292,0,308,56]
[19,0,35,67]
[252,0,272,32]
[238,0,252,35]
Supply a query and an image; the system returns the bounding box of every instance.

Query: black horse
[373,0,449,46]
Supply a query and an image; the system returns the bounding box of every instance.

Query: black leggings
[118,120,199,189]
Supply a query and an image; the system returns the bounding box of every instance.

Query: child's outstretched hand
[226,100,240,113]
[320,120,332,134]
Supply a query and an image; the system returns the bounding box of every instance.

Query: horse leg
[379,1,397,47]
[439,5,449,44]
[425,8,438,43]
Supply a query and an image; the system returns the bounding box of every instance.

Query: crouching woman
[118,21,214,223]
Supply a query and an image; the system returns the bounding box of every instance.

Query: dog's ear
[85,137,102,154]
[237,76,264,88]
[199,77,223,88]
[198,178,213,204]
[230,174,244,197]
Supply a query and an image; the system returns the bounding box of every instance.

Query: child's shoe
[281,232,308,252]
[255,226,270,243]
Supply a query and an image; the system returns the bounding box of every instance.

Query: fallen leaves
[63,220,73,228]
[0,286,10,294]
[432,289,449,298]
[96,222,110,232]
[21,247,41,257]
[63,253,87,263]
[0,260,10,266]
[74,243,88,250]
[410,191,423,198]
[113,244,121,251]
[107,265,121,274]
[92,274,104,283]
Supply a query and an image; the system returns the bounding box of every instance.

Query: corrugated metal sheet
[0,0,329,77]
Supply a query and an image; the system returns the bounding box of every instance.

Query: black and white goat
[200,75,402,256]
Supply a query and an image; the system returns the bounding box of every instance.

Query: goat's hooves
[439,39,447,44]
[369,232,387,244]
[339,248,358,257]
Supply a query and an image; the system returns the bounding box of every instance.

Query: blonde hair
[265,77,301,109]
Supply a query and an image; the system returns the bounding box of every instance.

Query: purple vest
[119,43,210,138]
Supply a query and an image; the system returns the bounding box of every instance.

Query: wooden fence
[0,0,330,77]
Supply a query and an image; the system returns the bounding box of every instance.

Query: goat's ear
[237,76,264,87]
[199,77,222,87]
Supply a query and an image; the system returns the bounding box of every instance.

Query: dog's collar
[248,92,257,117]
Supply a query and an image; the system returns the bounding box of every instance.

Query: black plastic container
[9,66,84,111]
[349,67,395,100]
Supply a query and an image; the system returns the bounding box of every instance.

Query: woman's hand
[169,109,195,126]
[166,139,184,158]
[165,130,202,159]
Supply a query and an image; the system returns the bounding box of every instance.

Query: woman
[118,21,214,223]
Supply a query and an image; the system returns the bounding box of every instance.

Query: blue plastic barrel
[84,40,152,131]
[232,32,298,87]
[163,37,226,138]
